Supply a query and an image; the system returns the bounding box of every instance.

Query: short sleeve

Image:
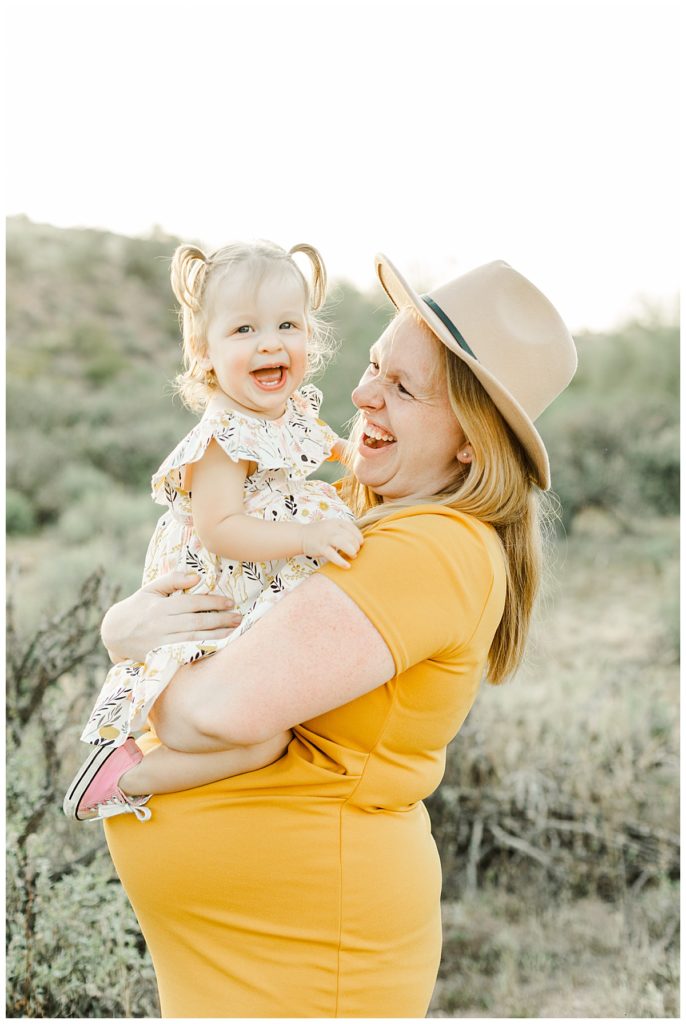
[318,507,505,675]
[151,412,293,509]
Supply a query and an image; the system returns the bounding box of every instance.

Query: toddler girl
[64,240,362,823]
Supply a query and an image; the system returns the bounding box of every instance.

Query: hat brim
[375,253,551,490]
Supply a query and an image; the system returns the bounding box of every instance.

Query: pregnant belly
[104,774,442,1017]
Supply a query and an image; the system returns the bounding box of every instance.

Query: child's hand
[301,519,364,569]
[332,438,350,463]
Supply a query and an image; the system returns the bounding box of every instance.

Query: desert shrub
[69,322,130,385]
[56,487,158,547]
[545,401,679,530]
[6,573,160,1018]
[539,320,679,530]
[7,489,37,535]
[122,235,173,288]
[426,523,679,902]
[51,463,113,508]
[6,431,66,525]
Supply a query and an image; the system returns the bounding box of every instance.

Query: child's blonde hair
[170,240,334,412]
[338,309,558,685]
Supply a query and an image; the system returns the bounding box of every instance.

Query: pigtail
[289,243,327,311]
[170,244,209,313]
[170,245,214,413]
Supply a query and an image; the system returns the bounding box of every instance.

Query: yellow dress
[104,506,506,1018]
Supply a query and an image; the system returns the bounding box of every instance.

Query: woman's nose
[352,377,383,410]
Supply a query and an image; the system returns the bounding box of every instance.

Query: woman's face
[351,313,467,500]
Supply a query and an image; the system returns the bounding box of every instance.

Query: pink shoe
[63,739,152,822]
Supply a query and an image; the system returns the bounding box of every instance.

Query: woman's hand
[101,572,242,663]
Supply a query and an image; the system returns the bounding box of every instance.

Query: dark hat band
[422,295,477,360]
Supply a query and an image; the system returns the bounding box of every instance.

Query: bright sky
[5,0,680,332]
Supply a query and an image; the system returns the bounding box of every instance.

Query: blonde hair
[338,310,558,684]
[170,240,334,411]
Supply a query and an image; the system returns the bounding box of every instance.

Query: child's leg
[119,730,292,795]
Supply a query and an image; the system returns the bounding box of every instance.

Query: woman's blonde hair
[170,240,334,411]
[338,310,558,685]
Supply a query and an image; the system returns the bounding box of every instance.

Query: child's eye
[368,360,379,373]
[279,321,294,330]
[398,382,414,398]
[236,325,252,334]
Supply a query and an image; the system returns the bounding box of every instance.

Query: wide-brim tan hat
[375,254,578,490]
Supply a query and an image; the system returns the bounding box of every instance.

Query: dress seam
[334,800,344,1017]
[333,678,400,1016]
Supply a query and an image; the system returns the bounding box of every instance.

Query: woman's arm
[149,573,396,752]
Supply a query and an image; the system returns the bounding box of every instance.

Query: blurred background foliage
[5,215,679,1017]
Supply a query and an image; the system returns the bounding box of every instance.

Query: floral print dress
[80,385,354,748]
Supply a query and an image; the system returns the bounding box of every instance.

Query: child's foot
[63,739,152,822]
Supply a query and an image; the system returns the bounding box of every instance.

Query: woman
[101,254,577,1017]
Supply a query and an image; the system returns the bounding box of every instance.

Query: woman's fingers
[165,626,237,645]
[170,609,242,632]
[167,593,237,616]
[142,571,202,596]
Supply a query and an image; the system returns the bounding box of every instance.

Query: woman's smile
[351,314,465,499]
[360,417,397,449]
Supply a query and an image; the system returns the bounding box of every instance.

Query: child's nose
[258,333,284,352]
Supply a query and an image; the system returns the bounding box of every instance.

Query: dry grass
[431,881,678,1017]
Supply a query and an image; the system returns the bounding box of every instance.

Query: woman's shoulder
[319,504,506,672]
[358,503,507,593]
[364,504,504,570]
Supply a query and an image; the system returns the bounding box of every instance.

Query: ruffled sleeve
[151,392,343,511]
[151,410,297,510]
[290,385,341,457]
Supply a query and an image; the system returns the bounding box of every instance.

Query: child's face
[202,264,309,419]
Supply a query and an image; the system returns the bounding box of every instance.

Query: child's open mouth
[251,366,287,390]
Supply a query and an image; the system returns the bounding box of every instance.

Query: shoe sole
[63,743,116,821]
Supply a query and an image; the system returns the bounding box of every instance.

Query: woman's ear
[457,443,473,465]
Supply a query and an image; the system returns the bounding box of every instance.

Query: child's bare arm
[190,440,363,568]
[190,439,305,560]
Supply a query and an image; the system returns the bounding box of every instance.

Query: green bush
[56,487,158,547]
[6,845,159,1018]
[7,489,37,535]
[6,572,159,1018]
